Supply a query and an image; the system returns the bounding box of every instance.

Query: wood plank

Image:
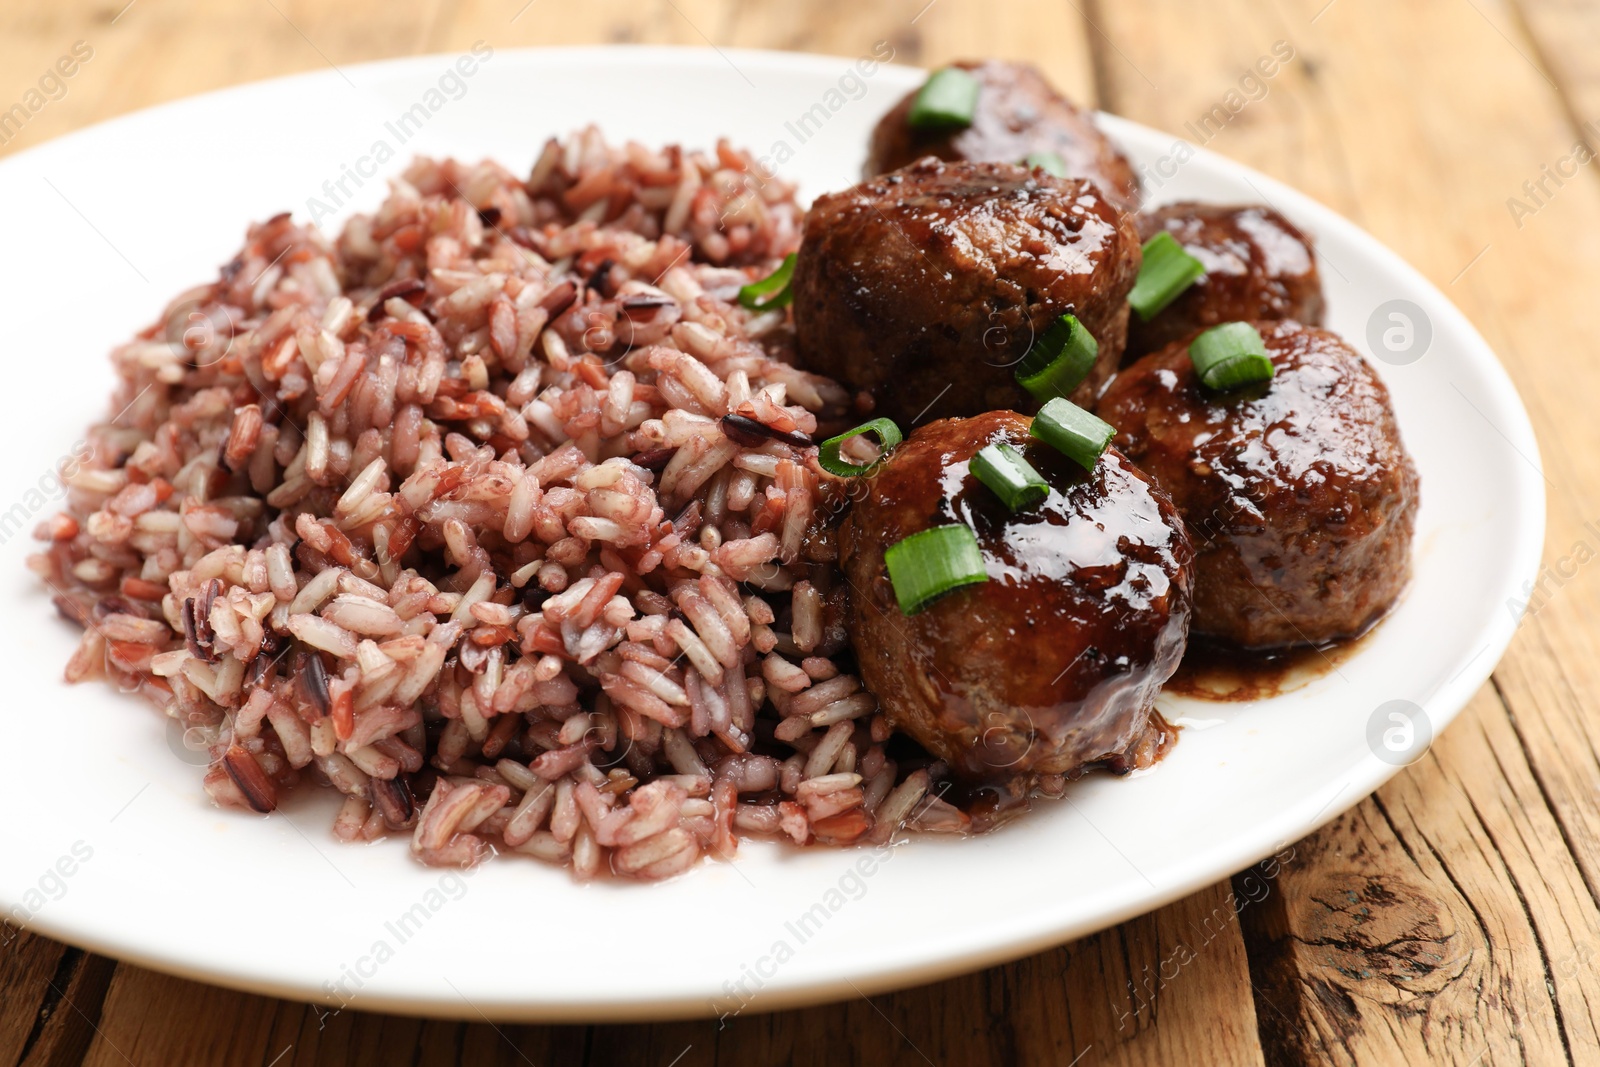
[1515,0,1600,126]
[0,0,1095,154]
[0,932,114,1067]
[60,880,1262,1067]
[687,881,1262,1066]
[79,966,591,1067]
[1089,3,1600,1062]
[1284,0,1600,960]
[1499,0,1600,912]
[720,0,1099,104]
[17,952,117,1067]
[81,969,277,1067]
[1239,688,1600,1065]
[0,930,68,1066]
[431,0,735,54]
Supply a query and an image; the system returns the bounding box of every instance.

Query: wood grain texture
[1094,0,1600,1063]
[0,934,114,1067]
[1237,689,1600,1066]
[1516,0,1600,129]
[63,877,1260,1067]
[2,0,1597,1063]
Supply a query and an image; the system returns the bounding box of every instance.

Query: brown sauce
[901,618,1382,838]
[1164,630,1370,702]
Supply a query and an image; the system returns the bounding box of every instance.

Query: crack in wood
[14,947,83,1066]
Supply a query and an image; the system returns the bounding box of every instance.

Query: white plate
[0,47,1543,1021]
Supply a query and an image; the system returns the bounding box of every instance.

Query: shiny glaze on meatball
[793,159,1141,429]
[1096,321,1418,649]
[866,60,1141,212]
[839,411,1193,782]
[1127,203,1324,361]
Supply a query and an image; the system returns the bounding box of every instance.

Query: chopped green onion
[1129,231,1205,321]
[971,442,1049,511]
[738,253,797,311]
[817,418,903,477]
[884,525,988,615]
[1015,313,1099,402]
[1023,151,1068,178]
[908,68,981,129]
[1030,396,1115,471]
[1188,322,1275,391]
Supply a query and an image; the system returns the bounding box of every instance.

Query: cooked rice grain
[32,129,956,880]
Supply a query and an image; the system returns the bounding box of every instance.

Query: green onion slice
[738,253,797,311]
[1128,231,1206,322]
[908,68,981,129]
[1188,322,1275,391]
[817,418,903,477]
[1015,313,1099,402]
[1030,396,1115,471]
[884,525,988,615]
[971,442,1049,511]
[1023,151,1068,178]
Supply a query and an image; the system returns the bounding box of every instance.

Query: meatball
[866,60,1141,212]
[793,159,1141,430]
[1096,321,1418,650]
[1127,203,1324,361]
[839,411,1193,782]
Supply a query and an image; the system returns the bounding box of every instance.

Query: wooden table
[2,0,1595,1063]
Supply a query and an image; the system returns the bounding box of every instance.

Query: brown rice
[30,128,967,880]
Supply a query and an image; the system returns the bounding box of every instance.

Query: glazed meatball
[793,159,1141,429]
[1096,321,1418,650]
[1127,203,1324,361]
[839,411,1193,782]
[866,60,1141,212]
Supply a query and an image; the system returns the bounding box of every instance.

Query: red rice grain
[33,130,959,880]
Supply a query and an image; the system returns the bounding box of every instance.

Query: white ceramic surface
[0,47,1544,1021]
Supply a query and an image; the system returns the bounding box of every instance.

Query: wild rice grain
[33,129,974,882]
